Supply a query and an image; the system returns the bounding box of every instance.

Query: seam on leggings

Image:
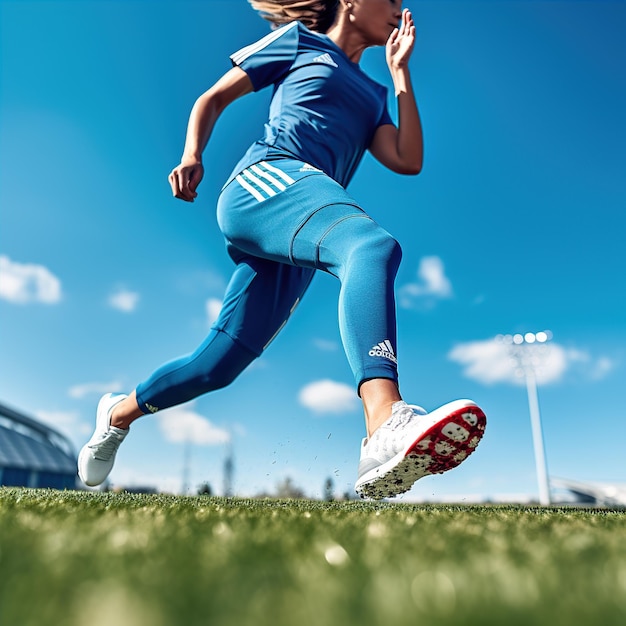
[214,328,265,358]
[316,213,373,267]
[262,270,315,351]
[288,202,364,265]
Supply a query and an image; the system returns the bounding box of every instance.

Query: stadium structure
[551,477,626,508]
[0,401,77,489]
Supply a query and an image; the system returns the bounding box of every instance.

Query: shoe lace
[387,402,427,431]
[89,431,123,461]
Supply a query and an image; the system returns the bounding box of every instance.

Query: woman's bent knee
[320,217,402,277]
[347,228,402,275]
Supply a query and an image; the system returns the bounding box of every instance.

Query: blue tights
[135,160,402,414]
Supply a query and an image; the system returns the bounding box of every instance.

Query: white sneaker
[78,393,129,487]
[355,399,486,500]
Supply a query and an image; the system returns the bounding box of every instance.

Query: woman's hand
[167,67,253,203]
[386,8,415,70]
[371,9,422,176]
[169,160,205,202]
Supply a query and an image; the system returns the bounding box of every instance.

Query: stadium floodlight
[496,330,553,506]
[182,439,191,495]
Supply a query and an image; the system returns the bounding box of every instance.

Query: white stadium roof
[0,401,77,489]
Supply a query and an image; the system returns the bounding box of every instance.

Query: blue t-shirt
[227,21,393,188]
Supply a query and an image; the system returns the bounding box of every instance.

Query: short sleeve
[377,88,394,128]
[230,21,300,92]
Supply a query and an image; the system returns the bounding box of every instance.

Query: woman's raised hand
[386,8,416,70]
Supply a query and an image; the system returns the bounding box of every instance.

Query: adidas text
[369,340,398,364]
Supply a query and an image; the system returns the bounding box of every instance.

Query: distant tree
[275,476,305,499]
[197,482,212,496]
[324,477,334,501]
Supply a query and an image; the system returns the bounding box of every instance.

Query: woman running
[78,0,486,499]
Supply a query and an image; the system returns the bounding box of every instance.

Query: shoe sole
[355,402,487,500]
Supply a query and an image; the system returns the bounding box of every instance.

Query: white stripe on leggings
[235,174,265,202]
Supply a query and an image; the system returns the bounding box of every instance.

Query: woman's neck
[324,15,369,63]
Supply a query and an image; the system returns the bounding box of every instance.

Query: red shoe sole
[406,405,487,474]
[356,404,487,500]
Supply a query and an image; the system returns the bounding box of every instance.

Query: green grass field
[1,488,625,626]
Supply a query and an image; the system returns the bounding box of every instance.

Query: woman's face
[349,0,404,46]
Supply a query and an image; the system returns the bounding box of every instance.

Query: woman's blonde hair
[249,0,340,33]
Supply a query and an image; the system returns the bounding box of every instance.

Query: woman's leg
[359,378,402,437]
[78,248,314,487]
[115,165,402,429]
[112,253,315,427]
[296,206,404,433]
[218,161,405,430]
[81,159,486,496]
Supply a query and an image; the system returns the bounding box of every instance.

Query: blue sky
[1,0,624,500]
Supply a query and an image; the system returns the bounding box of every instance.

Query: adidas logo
[312,52,338,68]
[299,163,322,172]
[145,403,159,414]
[369,340,398,364]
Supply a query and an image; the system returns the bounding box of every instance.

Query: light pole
[497,330,552,506]
[182,438,191,495]
[223,441,234,498]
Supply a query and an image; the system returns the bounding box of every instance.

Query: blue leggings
[135,159,402,414]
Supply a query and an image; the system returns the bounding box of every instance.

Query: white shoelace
[89,430,124,461]
[386,402,427,431]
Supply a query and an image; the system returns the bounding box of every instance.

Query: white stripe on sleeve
[231,21,298,65]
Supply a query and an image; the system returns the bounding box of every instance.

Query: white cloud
[108,288,140,312]
[298,379,359,414]
[0,255,62,304]
[448,337,616,386]
[156,403,230,445]
[68,381,124,399]
[399,256,452,309]
[231,423,248,438]
[590,356,618,380]
[176,268,226,296]
[448,339,534,386]
[35,410,92,446]
[313,338,340,352]
[206,298,222,326]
